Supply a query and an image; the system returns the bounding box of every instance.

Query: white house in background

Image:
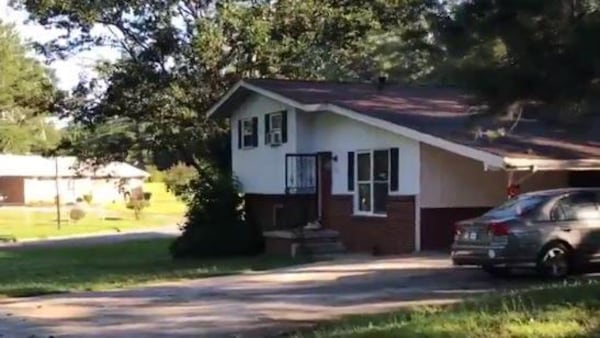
[0,155,149,205]
[208,78,600,254]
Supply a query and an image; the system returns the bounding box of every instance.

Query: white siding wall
[231,94,297,194]
[306,111,420,196]
[230,92,420,196]
[420,144,569,208]
[24,177,144,204]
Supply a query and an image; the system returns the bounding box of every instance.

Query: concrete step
[301,241,345,255]
[297,229,340,242]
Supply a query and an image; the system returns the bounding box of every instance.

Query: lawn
[291,280,600,338]
[0,238,307,297]
[0,182,186,241]
[106,182,187,215]
[0,208,181,241]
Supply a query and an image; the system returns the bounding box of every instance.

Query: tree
[429,0,600,121]
[15,0,438,166]
[0,21,61,153]
[14,0,440,258]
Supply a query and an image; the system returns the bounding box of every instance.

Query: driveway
[0,254,534,338]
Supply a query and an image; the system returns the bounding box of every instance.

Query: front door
[317,152,333,223]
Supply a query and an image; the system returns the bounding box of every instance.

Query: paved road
[0,254,543,338]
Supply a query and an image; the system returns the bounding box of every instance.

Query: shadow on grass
[0,238,312,298]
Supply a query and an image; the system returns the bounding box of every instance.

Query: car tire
[536,243,571,279]
[481,265,511,278]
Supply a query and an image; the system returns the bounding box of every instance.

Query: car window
[550,192,600,221]
[483,195,548,219]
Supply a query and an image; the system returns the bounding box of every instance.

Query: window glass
[355,150,390,215]
[373,150,389,182]
[551,192,600,221]
[271,113,282,131]
[484,195,548,219]
[242,119,254,148]
[357,153,371,181]
[374,182,388,213]
[571,192,600,220]
[358,183,371,212]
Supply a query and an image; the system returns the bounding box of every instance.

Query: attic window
[239,117,258,149]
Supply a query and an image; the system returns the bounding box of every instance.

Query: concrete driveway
[0,254,534,338]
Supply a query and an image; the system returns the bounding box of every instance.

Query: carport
[418,143,600,252]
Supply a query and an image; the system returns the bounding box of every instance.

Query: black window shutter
[390,148,399,191]
[347,151,355,191]
[237,120,242,149]
[264,114,271,145]
[251,117,259,147]
[281,110,288,143]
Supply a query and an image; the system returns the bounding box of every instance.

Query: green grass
[0,183,185,240]
[106,182,187,215]
[291,281,600,338]
[0,238,307,297]
[0,208,181,241]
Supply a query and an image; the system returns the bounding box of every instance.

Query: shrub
[82,194,93,204]
[126,199,149,220]
[146,165,165,182]
[169,169,263,259]
[69,207,86,222]
[163,163,197,194]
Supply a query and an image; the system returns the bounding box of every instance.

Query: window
[265,111,287,145]
[483,194,549,219]
[355,150,389,215]
[239,117,258,149]
[550,192,600,221]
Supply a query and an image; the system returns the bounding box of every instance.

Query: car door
[549,192,600,260]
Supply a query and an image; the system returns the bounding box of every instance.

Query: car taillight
[454,223,463,239]
[488,222,510,236]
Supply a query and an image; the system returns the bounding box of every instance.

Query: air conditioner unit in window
[270,131,282,146]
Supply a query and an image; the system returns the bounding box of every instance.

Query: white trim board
[208,80,600,171]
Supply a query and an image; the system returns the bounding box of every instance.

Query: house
[0,155,149,205]
[208,78,600,254]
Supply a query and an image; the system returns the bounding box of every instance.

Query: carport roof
[209,79,600,170]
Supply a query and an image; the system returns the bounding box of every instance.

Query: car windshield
[483,195,549,219]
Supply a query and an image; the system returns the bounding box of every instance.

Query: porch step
[298,229,340,241]
[301,241,345,255]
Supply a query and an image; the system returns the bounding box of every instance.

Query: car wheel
[481,265,511,277]
[537,243,570,279]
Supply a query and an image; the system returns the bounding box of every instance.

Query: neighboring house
[208,79,600,253]
[0,155,149,205]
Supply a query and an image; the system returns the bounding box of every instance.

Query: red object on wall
[507,184,520,198]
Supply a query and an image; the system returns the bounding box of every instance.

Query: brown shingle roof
[237,79,600,160]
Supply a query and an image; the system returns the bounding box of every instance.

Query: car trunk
[455,218,507,246]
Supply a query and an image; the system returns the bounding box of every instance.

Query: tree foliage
[430,0,600,120]
[0,21,61,153]
[14,0,438,167]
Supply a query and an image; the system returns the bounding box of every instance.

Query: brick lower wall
[244,194,317,231]
[420,207,492,251]
[323,195,416,255]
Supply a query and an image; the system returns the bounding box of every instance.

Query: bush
[163,163,197,195]
[169,169,263,258]
[82,194,93,204]
[69,207,86,222]
[146,165,166,182]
